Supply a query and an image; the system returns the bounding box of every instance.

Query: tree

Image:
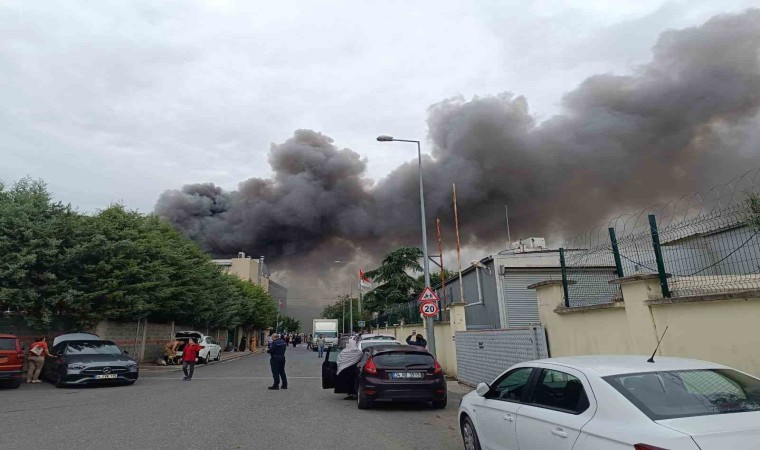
[320,295,370,332]
[277,315,301,333]
[363,247,424,313]
[418,268,458,288]
[0,178,83,329]
[747,192,760,230]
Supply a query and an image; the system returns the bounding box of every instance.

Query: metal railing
[561,168,760,305]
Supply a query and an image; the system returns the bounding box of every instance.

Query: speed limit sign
[420,301,439,317]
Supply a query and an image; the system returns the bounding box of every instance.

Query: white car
[357,339,402,351]
[458,355,760,450]
[175,331,222,364]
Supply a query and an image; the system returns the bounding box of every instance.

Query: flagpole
[341,294,345,334]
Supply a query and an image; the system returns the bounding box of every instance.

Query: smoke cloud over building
[155,10,760,272]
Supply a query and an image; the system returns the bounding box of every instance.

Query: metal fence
[561,169,760,304]
[374,299,420,327]
[455,326,549,387]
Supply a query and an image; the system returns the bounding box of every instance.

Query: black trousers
[182,361,195,379]
[270,356,287,387]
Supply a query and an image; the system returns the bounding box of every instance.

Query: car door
[473,367,535,450]
[321,347,337,389]
[515,367,596,450]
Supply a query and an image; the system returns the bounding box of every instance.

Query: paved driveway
[1,345,463,449]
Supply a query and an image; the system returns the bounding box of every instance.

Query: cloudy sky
[2,0,756,213]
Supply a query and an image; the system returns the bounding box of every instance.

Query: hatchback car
[458,355,760,450]
[0,333,24,388]
[43,334,138,387]
[322,345,447,410]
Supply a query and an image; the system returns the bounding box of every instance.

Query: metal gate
[502,272,546,327]
[455,325,548,387]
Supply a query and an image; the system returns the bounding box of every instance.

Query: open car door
[322,347,337,389]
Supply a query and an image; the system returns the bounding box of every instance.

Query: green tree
[747,192,760,230]
[277,315,301,333]
[417,268,458,287]
[0,178,83,329]
[363,247,424,313]
[320,295,370,331]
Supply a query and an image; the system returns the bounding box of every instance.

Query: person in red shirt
[181,338,204,381]
[27,336,54,383]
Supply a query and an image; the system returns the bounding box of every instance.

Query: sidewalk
[140,348,266,372]
[446,380,474,403]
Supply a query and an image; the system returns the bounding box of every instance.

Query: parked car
[42,333,138,387]
[322,344,447,410]
[357,339,402,351]
[358,334,396,341]
[0,333,24,388]
[458,355,760,450]
[174,331,221,364]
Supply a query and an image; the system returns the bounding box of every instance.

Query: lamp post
[376,135,436,357]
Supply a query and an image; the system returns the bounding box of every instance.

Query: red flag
[359,270,372,289]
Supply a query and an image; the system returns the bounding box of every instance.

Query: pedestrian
[181,338,205,381]
[316,334,325,358]
[239,335,247,352]
[406,331,427,348]
[267,333,288,390]
[26,336,54,383]
[306,334,312,350]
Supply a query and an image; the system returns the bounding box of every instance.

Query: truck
[312,319,339,350]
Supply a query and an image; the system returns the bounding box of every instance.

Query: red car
[0,333,25,388]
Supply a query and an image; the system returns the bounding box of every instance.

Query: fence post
[608,227,624,278]
[559,248,570,307]
[648,214,671,298]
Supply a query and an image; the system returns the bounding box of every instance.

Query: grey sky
[2,0,755,213]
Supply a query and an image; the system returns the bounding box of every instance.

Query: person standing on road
[315,334,325,358]
[26,336,54,383]
[181,338,204,381]
[267,333,288,390]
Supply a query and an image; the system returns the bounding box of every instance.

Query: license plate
[95,374,118,379]
[390,372,424,379]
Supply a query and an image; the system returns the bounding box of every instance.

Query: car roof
[360,334,394,340]
[62,339,117,345]
[527,355,729,377]
[0,333,18,339]
[360,339,401,347]
[53,332,101,346]
[369,345,430,355]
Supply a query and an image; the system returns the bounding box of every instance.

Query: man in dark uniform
[267,333,288,390]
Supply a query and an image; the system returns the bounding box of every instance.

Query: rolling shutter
[502,272,548,327]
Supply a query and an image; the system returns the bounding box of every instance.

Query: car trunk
[658,411,760,448]
[175,332,202,353]
[372,351,437,381]
[0,337,22,370]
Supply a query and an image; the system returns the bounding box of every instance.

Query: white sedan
[458,355,760,450]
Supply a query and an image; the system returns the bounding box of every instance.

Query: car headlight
[126,362,138,371]
[68,363,86,370]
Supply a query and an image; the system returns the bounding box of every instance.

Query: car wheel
[461,416,481,450]
[55,368,67,388]
[7,379,22,389]
[432,394,448,409]
[357,387,372,410]
[215,350,221,362]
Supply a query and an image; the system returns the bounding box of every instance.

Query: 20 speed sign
[420,301,439,317]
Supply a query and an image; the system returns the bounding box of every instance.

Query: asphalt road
[1,345,463,449]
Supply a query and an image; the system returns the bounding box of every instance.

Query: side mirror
[476,382,490,397]
[123,350,129,355]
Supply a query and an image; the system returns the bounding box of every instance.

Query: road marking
[143,376,321,380]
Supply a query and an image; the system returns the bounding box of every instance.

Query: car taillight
[634,445,668,450]
[16,340,23,359]
[433,360,442,375]
[364,357,377,375]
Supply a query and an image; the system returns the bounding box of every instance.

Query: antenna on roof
[647,326,669,363]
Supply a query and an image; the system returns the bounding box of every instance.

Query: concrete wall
[532,276,760,377]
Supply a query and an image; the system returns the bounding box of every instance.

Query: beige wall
[228,257,270,292]
[534,277,760,377]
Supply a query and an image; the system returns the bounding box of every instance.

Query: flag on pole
[359,270,372,290]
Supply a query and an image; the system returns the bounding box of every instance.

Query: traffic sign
[418,287,440,303]
[357,320,366,327]
[420,301,439,317]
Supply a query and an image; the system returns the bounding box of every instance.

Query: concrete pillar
[610,274,662,354]
[138,319,148,363]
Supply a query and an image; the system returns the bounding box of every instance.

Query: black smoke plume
[156,10,760,272]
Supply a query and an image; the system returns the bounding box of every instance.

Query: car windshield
[317,331,337,338]
[0,338,16,350]
[374,352,434,368]
[605,369,760,420]
[65,342,123,355]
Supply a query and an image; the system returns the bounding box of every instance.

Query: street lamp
[376,134,436,358]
